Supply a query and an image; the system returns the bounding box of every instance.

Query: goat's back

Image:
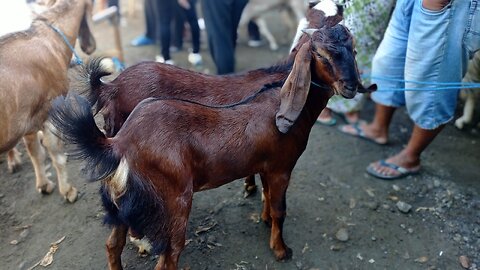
[111,89,298,191]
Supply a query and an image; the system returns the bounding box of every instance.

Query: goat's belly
[193,176,244,192]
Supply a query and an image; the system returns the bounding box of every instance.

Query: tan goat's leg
[256,18,279,51]
[106,224,128,270]
[265,173,291,261]
[41,123,78,202]
[455,92,475,129]
[155,192,192,270]
[7,147,22,173]
[23,133,55,194]
[243,175,257,198]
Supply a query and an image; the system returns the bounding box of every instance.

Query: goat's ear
[357,83,377,93]
[79,2,96,55]
[276,41,312,134]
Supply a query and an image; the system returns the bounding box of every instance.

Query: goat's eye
[354,50,357,56]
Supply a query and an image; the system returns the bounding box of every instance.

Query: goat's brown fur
[0,0,95,202]
[51,20,374,269]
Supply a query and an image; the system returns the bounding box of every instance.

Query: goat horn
[301,28,316,37]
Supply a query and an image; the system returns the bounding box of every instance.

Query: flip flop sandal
[338,123,387,145]
[366,160,420,180]
[316,118,337,126]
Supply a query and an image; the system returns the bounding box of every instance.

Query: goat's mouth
[333,82,356,99]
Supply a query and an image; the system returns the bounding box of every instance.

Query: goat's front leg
[23,133,55,194]
[41,122,78,202]
[7,147,22,173]
[243,175,257,198]
[106,224,128,270]
[455,92,475,129]
[260,173,271,226]
[264,172,292,261]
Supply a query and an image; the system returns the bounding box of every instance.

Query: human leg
[202,0,247,74]
[156,0,175,62]
[131,0,156,46]
[184,0,200,54]
[368,0,476,179]
[201,0,235,74]
[339,0,412,143]
[367,125,442,179]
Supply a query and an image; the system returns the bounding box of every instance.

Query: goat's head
[306,25,361,98]
[276,23,376,133]
[78,0,96,54]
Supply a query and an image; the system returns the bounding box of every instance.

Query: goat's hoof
[38,181,56,194]
[273,246,292,261]
[269,44,279,51]
[64,187,78,203]
[262,216,272,228]
[7,163,21,174]
[243,184,257,198]
[455,119,465,129]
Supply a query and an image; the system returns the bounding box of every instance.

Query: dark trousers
[156,0,175,60]
[248,20,260,41]
[201,0,248,74]
[173,0,201,53]
[144,0,156,40]
[143,0,175,60]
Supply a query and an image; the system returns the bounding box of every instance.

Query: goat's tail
[77,57,114,108]
[49,93,120,181]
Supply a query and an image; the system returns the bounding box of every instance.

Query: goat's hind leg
[243,175,257,198]
[106,224,128,270]
[7,147,22,173]
[155,191,193,270]
[41,122,78,202]
[23,133,55,194]
[256,18,279,51]
[264,172,292,261]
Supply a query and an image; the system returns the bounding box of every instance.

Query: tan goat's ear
[79,2,96,55]
[275,41,312,134]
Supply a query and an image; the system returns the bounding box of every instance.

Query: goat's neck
[42,0,85,55]
[298,84,333,133]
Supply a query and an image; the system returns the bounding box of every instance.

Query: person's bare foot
[343,112,359,124]
[338,122,388,145]
[317,108,336,126]
[367,150,421,179]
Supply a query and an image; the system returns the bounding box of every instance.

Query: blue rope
[47,24,83,65]
[361,75,480,92]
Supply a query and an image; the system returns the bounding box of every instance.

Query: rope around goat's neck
[47,23,83,65]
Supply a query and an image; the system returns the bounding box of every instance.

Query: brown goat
[81,1,343,200]
[51,20,375,269]
[0,0,96,202]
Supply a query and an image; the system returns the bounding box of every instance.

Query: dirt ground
[1,4,479,270]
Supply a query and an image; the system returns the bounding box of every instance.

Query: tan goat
[0,0,96,202]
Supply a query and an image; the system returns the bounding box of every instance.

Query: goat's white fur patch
[109,158,129,203]
[129,236,153,254]
[314,0,338,17]
[290,18,309,53]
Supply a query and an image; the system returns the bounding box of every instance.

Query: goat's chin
[340,90,356,99]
